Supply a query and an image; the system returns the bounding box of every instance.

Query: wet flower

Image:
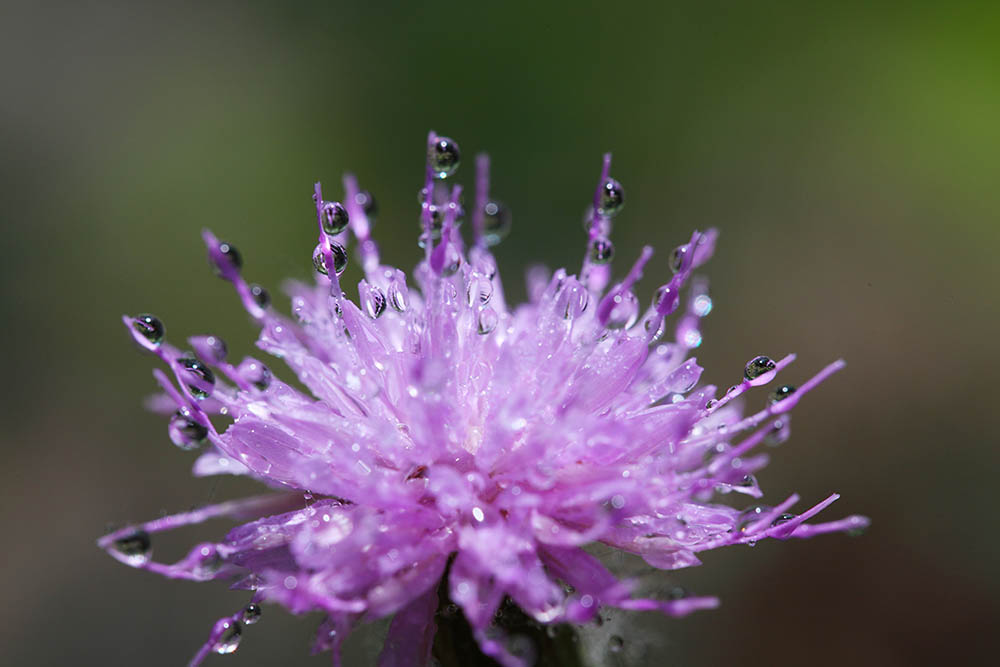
[100,132,867,666]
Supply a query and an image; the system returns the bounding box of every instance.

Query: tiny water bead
[769,384,796,404]
[670,245,688,274]
[131,314,164,349]
[212,618,243,655]
[609,635,625,653]
[598,178,625,216]
[744,355,777,384]
[387,280,408,312]
[482,200,511,246]
[355,190,377,216]
[362,284,387,319]
[178,357,216,399]
[771,513,796,527]
[477,307,498,335]
[241,603,262,625]
[321,201,350,236]
[249,284,270,309]
[113,529,152,564]
[428,136,461,179]
[466,278,494,307]
[589,238,615,264]
[312,242,348,276]
[606,290,640,329]
[169,411,208,450]
[238,359,272,391]
[212,241,242,276]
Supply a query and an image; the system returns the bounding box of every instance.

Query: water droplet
[418,203,444,244]
[113,529,151,564]
[606,291,639,329]
[642,313,665,340]
[477,307,498,335]
[428,136,461,179]
[557,279,589,320]
[439,243,462,277]
[131,314,164,349]
[482,200,511,246]
[769,384,796,404]
[771,513,796,527]
[192,542,223,576]
[178,357,215,399]
[313,242,348,276]
[588,238,614,264]
[238,358,271,391]
[362,284,387,319]
[669,245,688,273]
[189,335,227,364]
[466,278,493,307]
[321,201,350,236]
[737,505,770,532]
[705,399,717,409]
[737,474,758,488]
[212,242,242,277]
[744,355,777,385]
[653,284,679,313]
[765,418,791,446]
[354,190,377,217]
[249,284,270,309]
[241,603,262,625]
[168,411,207,450]
[598,178,625,216]
[387,280,408,312]
[608,635,624,652]
[212,618,242,654]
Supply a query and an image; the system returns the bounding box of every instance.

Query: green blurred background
[2,1,998,665]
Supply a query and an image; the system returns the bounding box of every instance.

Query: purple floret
[101,131,868,667]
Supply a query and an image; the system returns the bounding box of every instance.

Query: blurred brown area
[1,1,997,665]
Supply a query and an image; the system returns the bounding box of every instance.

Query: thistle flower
[100,132,867,666]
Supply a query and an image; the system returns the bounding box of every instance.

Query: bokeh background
[2,1,998,665]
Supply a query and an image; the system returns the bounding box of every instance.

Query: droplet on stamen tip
[477,307,498,335]
[130,314,164,350]
[769,384,796,405]
[482,200,511,246]
[112,529,152,564]
[241,603,262,625]
[169,411,208,450]
[744,355,777,385]
[212,618,243,655]
[439,244,462,277]
[237,358,272,391]
[606,290,640,330]
[653,284,679,313]
[466,278,494,307]
[312,242,348,277]
[321,201,350,236]
[249,284,270,310]
[362,284,387,319]
[642,313,665,341]
[771,513,796,528]
[428,136,461,179]
[178,357,216,399]
[598,178,625,216]
[588,238,615,264]
[211,242,243,277]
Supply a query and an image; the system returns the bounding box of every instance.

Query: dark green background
[2,1,997,665]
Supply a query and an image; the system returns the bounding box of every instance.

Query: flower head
[101,132,867,666]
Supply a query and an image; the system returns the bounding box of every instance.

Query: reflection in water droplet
[477,308,498,335]
[387,280,408,312]
[249,284,270,309]
[131,314,164,349]
[589,238,614,264]
[606,290,639,329]
[113,530,152,565]
[321,201,350,236]
[212,618,242,654]
[744,355,776,385]
[241,603,262,625]
[178,357,215,399]
[212,242,243,277]
[771,513,796,527]
[428,136,461,179]
[482,200,511,246]
[598,178,625,216]
[670,245,688,273]
[313,243,348,276]
[467,278,493,307]
[189,335,227,364]
[363,284,387,319]
[238,359,271,391]
[169,411,208,450]
[769,384,796,404]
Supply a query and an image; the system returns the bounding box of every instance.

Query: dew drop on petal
[189,335,227,364]
[477,307,498,335]
[178,357,216,399]
[363,285,387,319]
[670,245,688,274]
[482,200,511,246]
[771,513,796,527]
[168,411,208,450]
[588,238,614,264]
[210,241,242,278]
[321,202,350,236]
[744,355,777,385]
[606,290,639,329]
[467,278,493,307]
[241,603,262,625]
[212,618,242,655]
[238,358,271,391]
[387,280,408,312]
[769,384,796,404]
[131,314,164,349]
[113,529,152,565]
[313,242,348,276]
[249,284,270,310]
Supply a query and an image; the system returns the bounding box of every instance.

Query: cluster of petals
[100,132,867,666]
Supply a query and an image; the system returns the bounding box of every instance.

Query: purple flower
[100,132,867,666]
